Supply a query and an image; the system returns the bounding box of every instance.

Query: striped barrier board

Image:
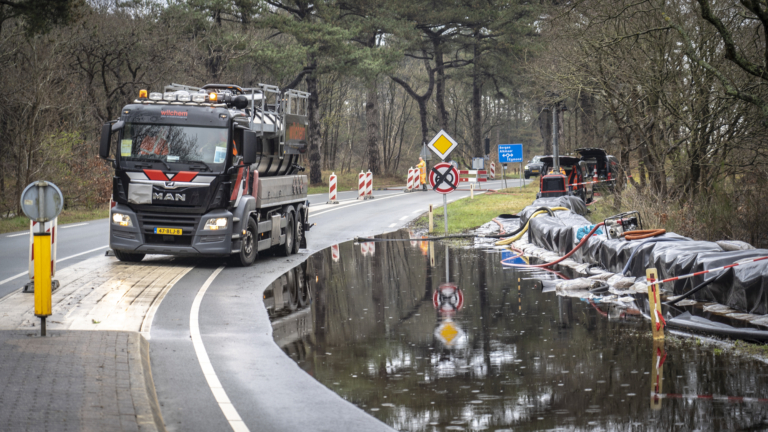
[327,172,339,204]
[358,171,366,200]
[365,170,373,199]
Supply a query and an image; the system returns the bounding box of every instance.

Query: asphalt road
[0,178,525,431]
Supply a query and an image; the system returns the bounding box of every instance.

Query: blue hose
[621,237,690,276]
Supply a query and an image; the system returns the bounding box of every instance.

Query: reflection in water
[265,232,768,431]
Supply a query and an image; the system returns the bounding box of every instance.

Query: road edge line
[190,266,250,432]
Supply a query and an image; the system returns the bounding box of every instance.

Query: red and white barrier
[25,218,58,292]
[406,167,415,192]
[459,170,488,184]
[358,171,366,200]
[327,172,339,204]
[360,241,376,256]
[331,244,340,262]
[648,256,768,288]
[365,170,373,199]
[489,162,496,180]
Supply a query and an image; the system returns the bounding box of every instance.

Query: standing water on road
[264,231,768,431]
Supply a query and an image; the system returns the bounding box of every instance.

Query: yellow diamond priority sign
[427,130,458,160]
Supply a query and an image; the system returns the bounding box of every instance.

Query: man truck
[99,83,311,266]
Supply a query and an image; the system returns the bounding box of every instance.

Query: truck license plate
[532,169,539,173]
[155,228,182,235]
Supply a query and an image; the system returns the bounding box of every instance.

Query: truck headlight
[204,218,228,230]
[112,213,133,227]
[524,165,529,170]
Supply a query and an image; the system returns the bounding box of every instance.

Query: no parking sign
[429,162,459,194]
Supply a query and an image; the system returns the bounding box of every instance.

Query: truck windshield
[120,123,228,168]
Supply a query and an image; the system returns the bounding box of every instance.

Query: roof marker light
[163,93,176,101]
[177,94,191,102]
[209,92,218,102]
[149,92,162,101]
[192,94,206,103]
[139,89,148,98]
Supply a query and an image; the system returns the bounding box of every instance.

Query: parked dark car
[524,155,545,179]
[538,155,593,203]
[576,148,623,191]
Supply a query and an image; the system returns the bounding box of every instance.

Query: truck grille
[137,212,200,245]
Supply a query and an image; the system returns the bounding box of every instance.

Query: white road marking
[311,192,408,217]
[412,209,422,213]
[6,232,27,238]
[60,223,88,229]
[0,245,108,287]
[399,216,409,221]
[58,246,109,263]
[190,266,250,432]
[388,223,397,228]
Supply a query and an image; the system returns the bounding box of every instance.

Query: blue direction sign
[498,144,523,163]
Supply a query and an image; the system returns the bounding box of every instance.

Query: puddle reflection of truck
[264,262,313,361]
[99,83,311,266]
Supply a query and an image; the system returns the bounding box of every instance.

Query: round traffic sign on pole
[429,162,459,194]
[20,181,63,223]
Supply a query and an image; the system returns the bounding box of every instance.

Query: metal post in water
[445,245,449,282]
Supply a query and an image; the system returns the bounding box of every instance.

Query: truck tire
[293,208,304,254]
[231,218,258,267]
[114,250,145,263]
[277,212,294,257]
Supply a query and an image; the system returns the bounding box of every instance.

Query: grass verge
[0,205,109,235]
[411,182,539,234]
[308,170,407,195]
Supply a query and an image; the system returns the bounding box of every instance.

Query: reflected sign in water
[264,232,768,431]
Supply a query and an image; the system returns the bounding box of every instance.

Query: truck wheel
[114,250,145,263]
[232,218,258,267]
[277,212,294,257]
[293,211,303,254]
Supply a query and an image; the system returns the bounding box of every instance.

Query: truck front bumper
[109,204,237,257]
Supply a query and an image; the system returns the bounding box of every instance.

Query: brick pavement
[0,330,164,432]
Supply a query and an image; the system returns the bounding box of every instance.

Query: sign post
[20,181,63,336]
[426,130,459,234]
[498,144,523,186]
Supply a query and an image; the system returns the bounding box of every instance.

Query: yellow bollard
[428,204,434,233]
[34,232,52,335]
[646,268,664,340]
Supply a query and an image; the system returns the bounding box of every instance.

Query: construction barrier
[405,167,416,192]
[489,162,495,180]
[25,218,58,293]
[358,171,366,200]
[360,241,376,257]
[459,170,488,185]
[327,172,339,204]
[365,170,373,199]
[331,244,340,262]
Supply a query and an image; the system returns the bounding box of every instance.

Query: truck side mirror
[243,130,258,165]
[99,123,112,159]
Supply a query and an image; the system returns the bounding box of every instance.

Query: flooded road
[264,232,768,431]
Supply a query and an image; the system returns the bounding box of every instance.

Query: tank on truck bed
[99,83,312,266]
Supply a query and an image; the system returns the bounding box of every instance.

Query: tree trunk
[365,78,380,174]
[306,69,322,185]
[434,42,449,132]
[471,41,482,157]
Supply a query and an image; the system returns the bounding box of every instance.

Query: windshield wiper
[186,160,212,171]
[125,157,172,170]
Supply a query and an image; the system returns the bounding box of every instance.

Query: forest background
[1,0,767,245]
